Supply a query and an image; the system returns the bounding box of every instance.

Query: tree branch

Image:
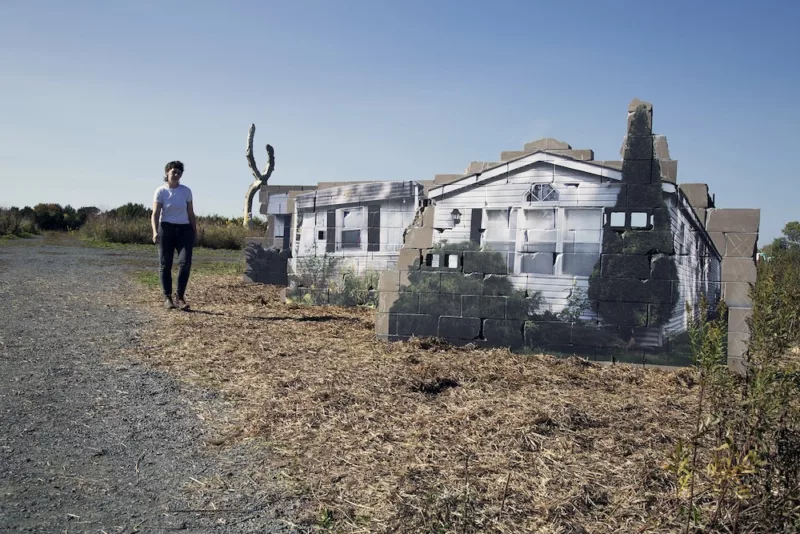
[244,123,276,227]
[245,123,261,182]
[246,124,275,185]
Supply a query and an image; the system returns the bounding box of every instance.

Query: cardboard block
[706,209,760,233]
[483,319,524,348]
[724,233,758,258]
[728,307,752,334]
[721,257,757,283]
[439,316,481,340]
[397,314,438,337]
[722,282,752,308]
[462,295,506,319]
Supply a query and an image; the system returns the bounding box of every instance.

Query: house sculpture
[245,99,759,370]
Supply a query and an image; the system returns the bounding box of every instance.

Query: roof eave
[428,152,623,199]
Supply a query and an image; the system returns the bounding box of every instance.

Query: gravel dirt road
[0,236,302,533]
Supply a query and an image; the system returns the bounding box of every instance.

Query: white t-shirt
[154,184,193,224]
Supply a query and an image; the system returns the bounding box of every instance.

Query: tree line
[0,202,158,233]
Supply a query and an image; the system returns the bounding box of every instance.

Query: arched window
[525,183,559,202]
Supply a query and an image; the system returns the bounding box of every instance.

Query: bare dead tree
[244,123,275,227]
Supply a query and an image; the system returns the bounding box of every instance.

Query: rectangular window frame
[483,207,516,271]
[516,206,603,277]
[336,207,366,251]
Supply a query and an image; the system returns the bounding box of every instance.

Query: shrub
[0,207,39,237]
[107,202,152,220]
[332,268,379,307]
[79,215,152,244]
[749,251,800,358]
[196,222,250,250]
[287,257,381,308]
[559,279,590,323]
[1,204,99,233]
[78,210,266,250]
[286,255,341,305]
[663,284,800,532]
[291,254,341,291]
[33,203,67,230]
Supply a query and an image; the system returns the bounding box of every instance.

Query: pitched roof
[427,151,623,199]
[295,180,421,210]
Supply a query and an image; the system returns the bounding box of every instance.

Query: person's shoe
[175,296,190,311]
[163,296,176,309]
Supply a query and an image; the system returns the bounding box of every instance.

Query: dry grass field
[126,274,699,533]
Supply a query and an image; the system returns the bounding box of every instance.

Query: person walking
[151,161,197,310]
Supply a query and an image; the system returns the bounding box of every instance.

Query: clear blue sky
[1,0,797,243]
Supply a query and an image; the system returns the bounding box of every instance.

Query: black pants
[159,222,194,298]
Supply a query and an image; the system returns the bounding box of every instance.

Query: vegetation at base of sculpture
[288,254,340,294]
[390,241,542,320]
[528,279,627,354]
[243,123,275,228]
[286,254,379,307]
[337,269,380,307]
[663,260,800,532]
[558,280,590,323]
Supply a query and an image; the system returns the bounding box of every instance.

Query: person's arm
[151,201,162,243]
[187,201,197,242]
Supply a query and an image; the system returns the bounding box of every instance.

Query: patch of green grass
[317,508,334,529]
[132,260,245,289]
[0,232,35,240]
[193,260,246,276]
[81,237,156,252]
[0,233,41,246]
[82,237,242,260]
[134,271,161,288]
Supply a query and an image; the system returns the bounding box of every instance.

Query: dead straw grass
[126,274,698,533]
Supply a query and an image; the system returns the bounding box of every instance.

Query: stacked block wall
[705,208,760,372]
[377,242,689,365]
[243,238,291,286]
[378,245,540,352]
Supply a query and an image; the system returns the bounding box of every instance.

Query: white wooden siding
[664,193,723,336]
[432,166,618,318]
[292,199,417,276]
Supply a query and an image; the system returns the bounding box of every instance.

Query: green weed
[664,260,800,533]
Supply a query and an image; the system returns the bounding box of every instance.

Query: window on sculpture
[520,252,556,275]
[630,212,649,229]
[339,208,364,249]
[562,209,602,276]
[485,209,511,244]
[563,209,602,253]
[525,183,559,203]
[485,209,516,271]
[520,208,557,253]
[608,211,626,229]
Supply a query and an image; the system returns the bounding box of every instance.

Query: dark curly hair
[164,160,185,182]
